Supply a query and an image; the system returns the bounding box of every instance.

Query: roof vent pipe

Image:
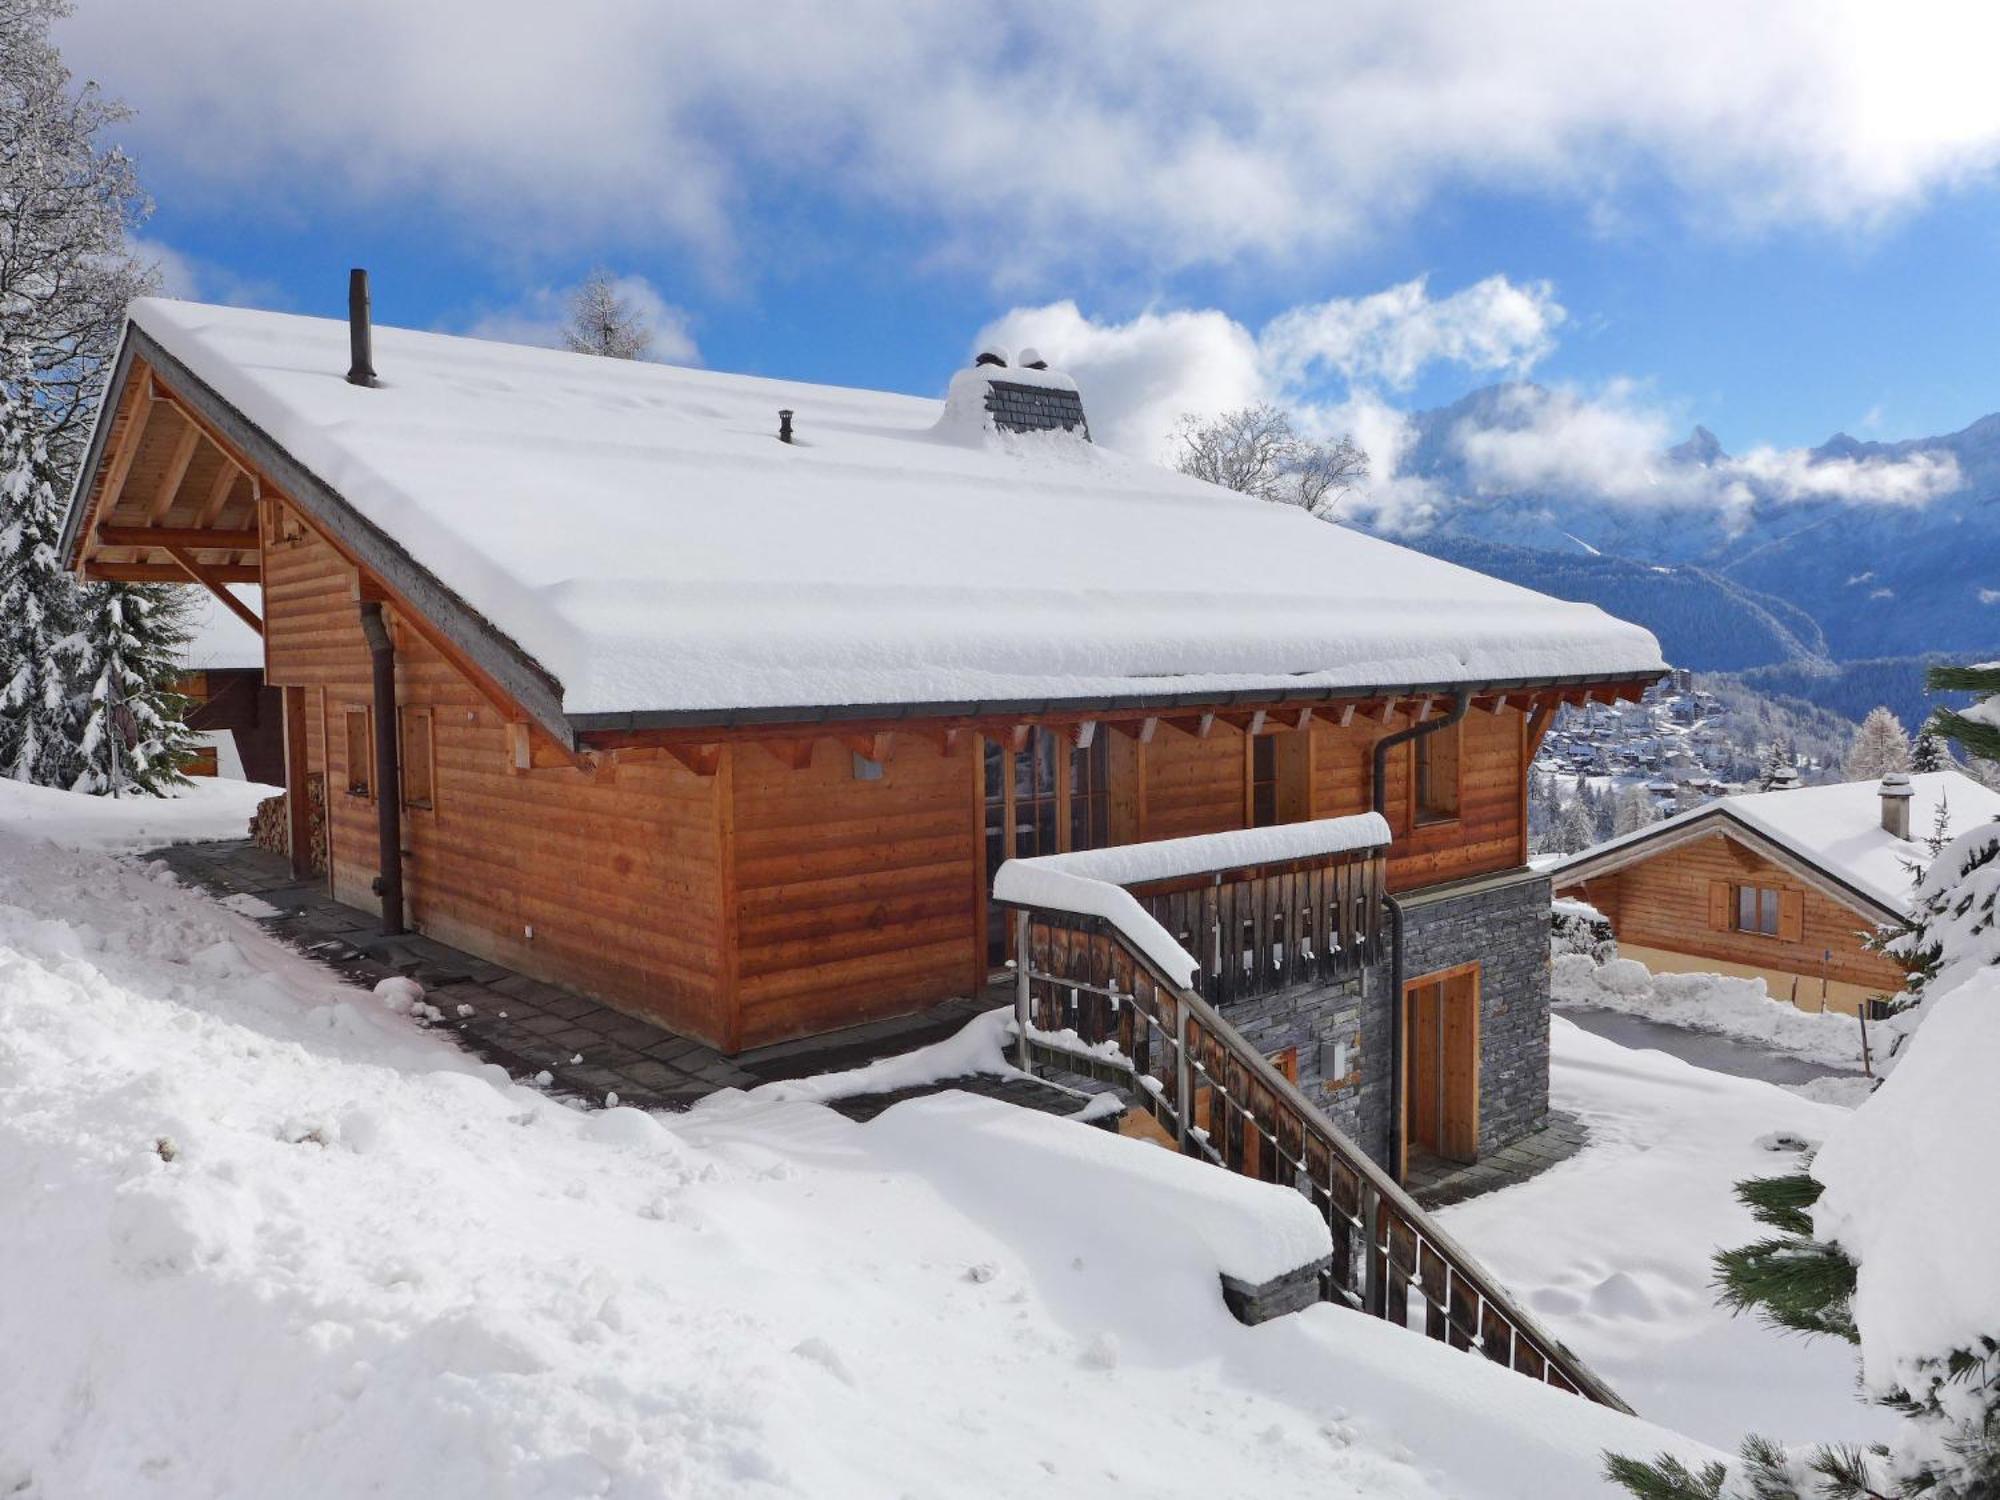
[1018,347,1049,370]
[1879,770,1914,840]
[973,347,1008,369]
[346,268,377,387]
[778,408,794,444]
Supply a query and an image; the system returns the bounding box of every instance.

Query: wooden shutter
[1779,889,1805,943]
[1707,880,1731,931]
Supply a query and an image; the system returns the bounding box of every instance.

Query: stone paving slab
[1405,1110,1589,1209]
[146,838,1015,1119]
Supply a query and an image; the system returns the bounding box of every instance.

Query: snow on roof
[178,585,264,672]
[120,299,1663,719]
[1555,770,2000,913]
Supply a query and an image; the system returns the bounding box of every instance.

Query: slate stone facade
[983,379,1090,438]
[1210,868,1552,1171]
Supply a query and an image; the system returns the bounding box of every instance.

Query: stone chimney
[935,348,1090,441]
[1879,771,1914,840]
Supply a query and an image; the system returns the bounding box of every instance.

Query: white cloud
[977,285,1962,525]
[56,2,2000,278]
[460,275,700,365]
[1260,276,1563,391]
[128,237,284,308]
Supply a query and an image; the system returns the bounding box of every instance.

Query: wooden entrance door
[1403,964,1480,1167]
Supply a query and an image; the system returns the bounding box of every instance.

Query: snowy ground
[0,774,274,852]
[0,782,1709,1498]
[1440,1018,1892,1453]
[1553,952,1872,1071]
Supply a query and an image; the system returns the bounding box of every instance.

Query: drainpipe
[1373,689,1470,1181]
[358,601,404,936]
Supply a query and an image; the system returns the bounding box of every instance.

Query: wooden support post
[1014,908,1033,1073]
[162,546,264,635]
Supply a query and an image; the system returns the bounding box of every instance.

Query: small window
[344,708,372,798]
[1415,722,1461,824]
[1735,884,1781,937]
[400,707,434,810]
[1251,734,1278,827]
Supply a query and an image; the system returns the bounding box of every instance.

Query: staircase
[993,818,1631,1413]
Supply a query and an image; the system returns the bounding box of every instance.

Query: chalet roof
[79,298,1664,725]
[1552,770,2000,919]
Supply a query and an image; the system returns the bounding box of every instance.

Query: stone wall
[1399,871,1553,1155]
[1211,869,1553,1170]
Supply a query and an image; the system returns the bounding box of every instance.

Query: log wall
[1559,832,1904,993]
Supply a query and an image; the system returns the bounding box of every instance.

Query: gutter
[1371,689,1471,1184]
[359,602,405,937]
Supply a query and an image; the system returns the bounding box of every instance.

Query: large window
[983,728,1112,966]
[1735,884,1781,937]
[1414,722,1461,824]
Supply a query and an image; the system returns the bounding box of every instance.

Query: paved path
[1555,1004,1866,1087]
[151,838,1092,1123]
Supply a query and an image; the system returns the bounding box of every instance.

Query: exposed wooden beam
[1335,702,1356,728]
[194,456,244,529]
[1007,723,1033,754]
[840,731,894,764]
[1292,706,1315,732]
[83,561,261,584]
[1480,695,1508,714]
[1111,715,1159,743]
[1163,711,1217,739]
[1068,719,1097,749]
[507,723,533,772]
[91,375,155,526]
[663,742,722,777]
[147,415,202,524]
[1525,700,1556,763]
[161,546,263,635]
[1365,699,1397,724]
[97,524,261,551]
[762,738,816,771]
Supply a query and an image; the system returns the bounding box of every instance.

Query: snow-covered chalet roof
[103,298,1664,724]
[1552,770,2000,917]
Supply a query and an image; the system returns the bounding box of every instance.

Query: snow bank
[1812,965,2000,1418]
[114,299,1664,716]
[0,802,1704,1496]
[1442,1018,1895,1452]
[1552,955,1868,1070]
[0,776,277,853]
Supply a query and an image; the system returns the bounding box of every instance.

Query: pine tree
[1759,737,1796,791]
[69,582,197,795]
[1909,723,1947,774]
[1928,663,2000,767]
[1844,706,1912,781]
[0,360,85,785]
[560,270,656,360]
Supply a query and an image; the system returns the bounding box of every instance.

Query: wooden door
[1403,964,1480,1167]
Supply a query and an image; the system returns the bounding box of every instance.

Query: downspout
[1373,689,1471,1181]
[358,602,405,936]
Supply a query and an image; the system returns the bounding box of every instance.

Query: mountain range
[1364,385,2000,727]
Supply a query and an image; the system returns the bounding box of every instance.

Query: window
[1414,722,1461,824]
[1735,884,1781,937]
[399,707,434,810]
[1068,734,1110,851]
[343,708,372,798]
[1251,734,1278,827]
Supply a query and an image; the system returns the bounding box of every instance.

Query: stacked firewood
[248,772,327,873]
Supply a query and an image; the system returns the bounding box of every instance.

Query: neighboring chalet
[61,291,1664,1191]
[177,584,284,784]
[1553,770,2000,1014]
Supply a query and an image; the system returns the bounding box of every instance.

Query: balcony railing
[991,816,1630,1413]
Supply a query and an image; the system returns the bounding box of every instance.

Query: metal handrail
[1004,896,1631,1413]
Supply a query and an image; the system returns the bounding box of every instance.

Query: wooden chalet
[62,284,1664,1187]
[1554,769,1999,1015]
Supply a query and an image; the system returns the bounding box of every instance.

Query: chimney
[1879,771,1914,840]
[778,408,794,444]
[346,268,377,387]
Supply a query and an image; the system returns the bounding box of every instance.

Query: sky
[53,1,2000,521]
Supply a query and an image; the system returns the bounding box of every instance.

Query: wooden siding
[1143,726,1249,840]
[259,508,728,1044]
[1560,832,1905,993]
[731,736,980,1049]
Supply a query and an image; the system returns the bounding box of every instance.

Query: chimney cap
[1880,771,1914,797]
[973,347,1009,369]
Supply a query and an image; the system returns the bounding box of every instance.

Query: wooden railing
[1128,847,1385,1005]
[995,858,1630,1412]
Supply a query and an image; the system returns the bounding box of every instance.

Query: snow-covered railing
[993,815,1391,1006]
[994,821,1632,1413]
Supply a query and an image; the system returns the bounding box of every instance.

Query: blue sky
[57,1,2000,511]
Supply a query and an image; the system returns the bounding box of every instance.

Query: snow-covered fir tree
[1928,663,2000,767]
[1759,736,1797,790]
[1843,705,1912,781]
[0,361,85,785]
[1909,722,1947,774]
[1611,783,1660,836]
[69,582,197,795]
[561,270,656,360]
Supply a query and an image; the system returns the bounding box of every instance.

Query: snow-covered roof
[1553,770,2000,915]
[106,299,1663,723]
